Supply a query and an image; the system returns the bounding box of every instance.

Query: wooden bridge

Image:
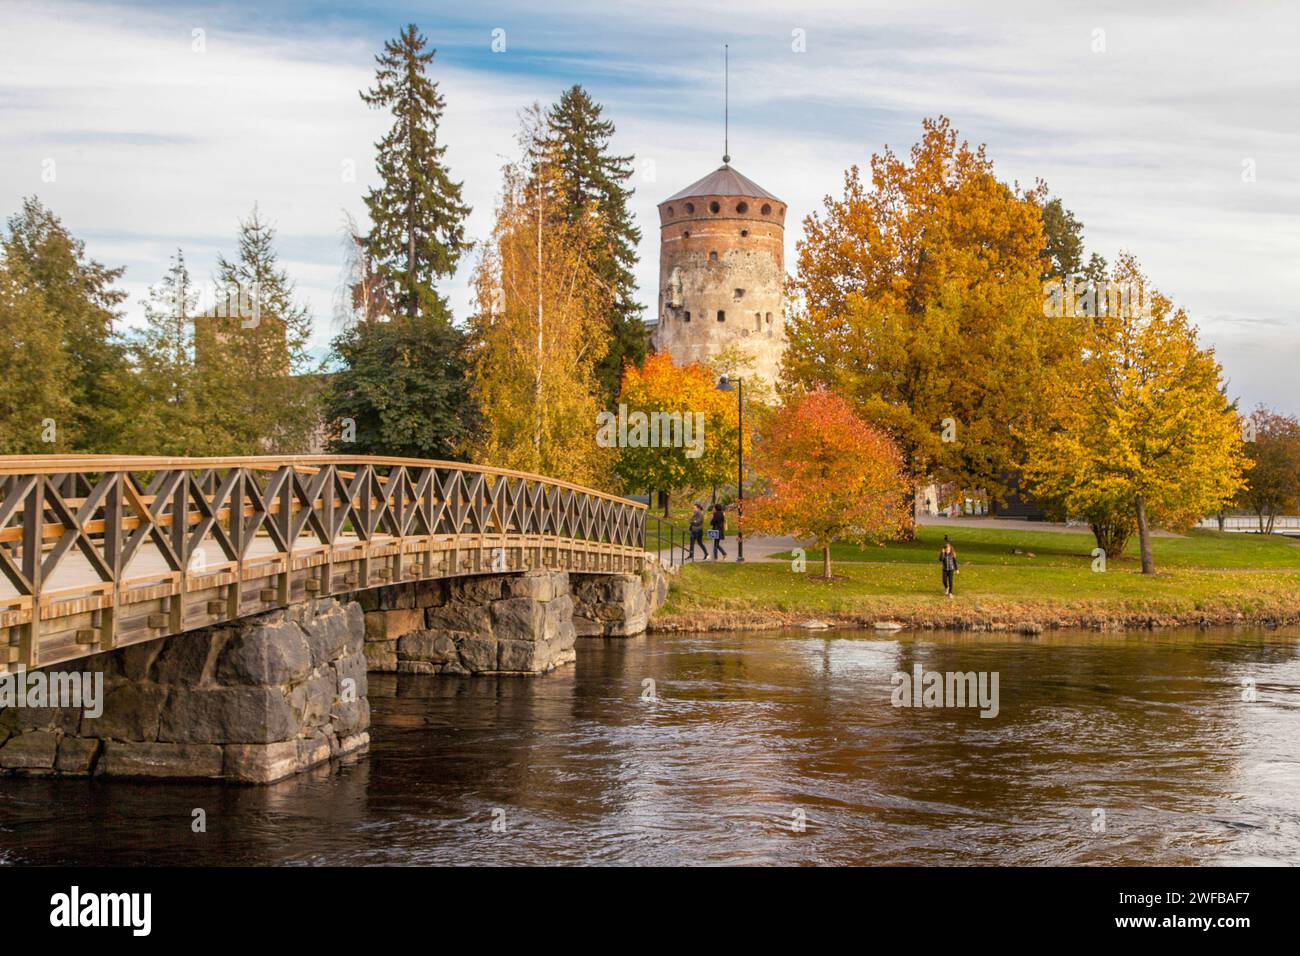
[0,456,648,674]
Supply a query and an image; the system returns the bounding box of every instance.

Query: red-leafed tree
[745,389,910,579]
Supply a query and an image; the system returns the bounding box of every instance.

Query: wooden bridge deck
[0,456,647,673]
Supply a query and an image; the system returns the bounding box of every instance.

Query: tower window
[766,312,773,323]
[683,230,690,238]
[736,201,748,214]
[717,310,726,322]
[709,201,721,213]
[754,313,761,331]
[684,311,691,322]
[734,288,744,299]
[666,206,674,217]
[709,251,718,261]
[761,203,772,215]
[740,229,748,237]
[685,202,695,213]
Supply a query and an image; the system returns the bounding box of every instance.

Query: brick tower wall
[653,193,788,385]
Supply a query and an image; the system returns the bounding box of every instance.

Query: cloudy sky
[3,0,1297,414]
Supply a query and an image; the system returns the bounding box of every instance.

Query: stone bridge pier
[356,568,667,676]
[0,567,667,783]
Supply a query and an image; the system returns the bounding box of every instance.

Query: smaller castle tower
[652,165,787,385]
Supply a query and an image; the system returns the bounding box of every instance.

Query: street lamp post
[717,375,744,562]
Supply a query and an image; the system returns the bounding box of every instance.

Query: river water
[2,627,1299,866]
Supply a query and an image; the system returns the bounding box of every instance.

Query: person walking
[940,538,959,598]
[710,503,728,560]
[688,502,707,561]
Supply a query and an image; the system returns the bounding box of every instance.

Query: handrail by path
[0,456,647,672]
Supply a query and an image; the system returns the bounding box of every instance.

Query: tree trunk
[1135,496,1155,575]
[661,489,670,518]
[1090,519,1132,559]
[1216,509,1225,532]
[900,484,917,542]
[822,543,832,580]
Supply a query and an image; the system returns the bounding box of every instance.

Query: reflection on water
[2,627,1299,866]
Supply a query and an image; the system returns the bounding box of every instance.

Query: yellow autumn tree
[1021,253,1248,573]
[608,351,744,513]
[468,105,610,487]
[784,116,1071,514]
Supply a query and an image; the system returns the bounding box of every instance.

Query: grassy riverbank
[652,524,1300,632]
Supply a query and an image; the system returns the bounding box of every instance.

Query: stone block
[363,641,397,672]
[0,730,59,770]
[55,736,102,774]
[297,733,331,769]
[364,608,423,642]
[497,640,537,672]
[457,637,498,673]
[507,570,564,603]
[426,604,492,634]
[491,597,545,641]
[223,740,303,784]
[99,741,224,779]
[450,576,505,604]
[302,605,354,666]
[215,623,312,685]
[396,631,458,663]
[117,641,162,681]
[334,651,369,699]
[291,673,336,729]
[158,686,298,744]
[543,594,575,641]
[334,731,369,759]
[396,660,439,675]
[415,580,447,608]
[331,697,369,737]
[80,682,167,740]
[152,629,218,685]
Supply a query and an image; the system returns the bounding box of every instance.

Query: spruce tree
[324,315,479,459]
[201,205,319,453]
[360,24,469,320]
[2,196,130,451]
[545,85,646,403]
[125,250,210,454]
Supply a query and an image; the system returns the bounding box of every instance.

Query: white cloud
[2,0,1297,415]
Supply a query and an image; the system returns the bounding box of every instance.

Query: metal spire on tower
[723,44,730,165]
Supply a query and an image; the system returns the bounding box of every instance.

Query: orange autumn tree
[745,389,910,579]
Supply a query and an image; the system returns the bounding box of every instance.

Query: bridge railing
[0,455,647,671]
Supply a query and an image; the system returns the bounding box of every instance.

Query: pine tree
[545,85,646,403]
[360,24,470,320]
[2,196,131,451]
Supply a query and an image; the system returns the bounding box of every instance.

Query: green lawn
[656,523,1300,629]
[771,524,1300,570]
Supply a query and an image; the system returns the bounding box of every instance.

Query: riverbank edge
[648,603,1300,634]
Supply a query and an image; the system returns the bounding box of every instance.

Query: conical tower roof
[662,164,781,204]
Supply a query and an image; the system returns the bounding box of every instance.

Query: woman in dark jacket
[710,503,727,560]
[940,540,959,597]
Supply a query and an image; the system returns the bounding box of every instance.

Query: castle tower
[652,164,787,385]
